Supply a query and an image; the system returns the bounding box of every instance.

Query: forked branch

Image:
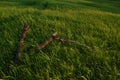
[14,24,91,64]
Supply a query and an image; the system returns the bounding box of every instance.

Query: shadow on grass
[64,0,120,14]
[0,0,120,14]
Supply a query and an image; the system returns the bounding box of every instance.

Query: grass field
[0,0,120,80]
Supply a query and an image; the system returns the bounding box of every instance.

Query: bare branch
[15,23,29,64]
[31,32,57,50]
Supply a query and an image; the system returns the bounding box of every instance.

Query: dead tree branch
[14,23,91,65]
[15,23,29,64]
[53,35,91,49]
[38,32,57,49]
[31,32,90,51]
[31,32,57,51]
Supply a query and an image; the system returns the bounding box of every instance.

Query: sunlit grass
[0,0,120,80]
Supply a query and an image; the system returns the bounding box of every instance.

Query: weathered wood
[15,23,29,64]
[31,32,57,51]
[53,34,91,49]
[14,24,91,64]
[53,36,69,42]
[38,32,57,49]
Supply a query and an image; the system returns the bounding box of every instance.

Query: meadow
[0,0,120,80]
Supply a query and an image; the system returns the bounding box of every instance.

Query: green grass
[0,0,120,80]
